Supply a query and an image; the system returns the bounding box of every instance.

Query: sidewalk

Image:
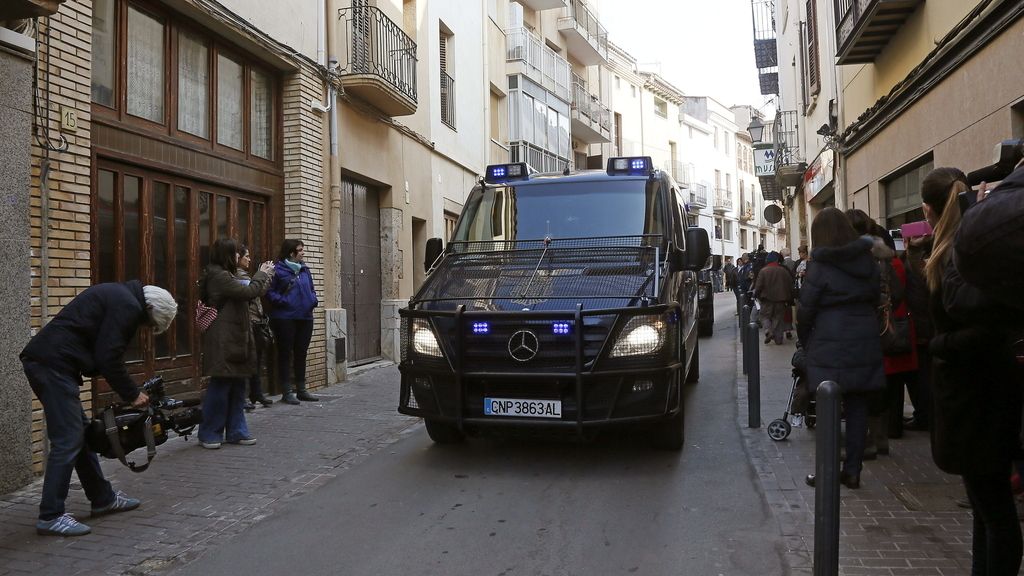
[0,364,419,576]
[733,305,977,575]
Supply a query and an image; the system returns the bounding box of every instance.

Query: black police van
[398,157,711,450]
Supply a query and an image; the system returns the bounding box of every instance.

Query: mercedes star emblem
[508,330,540,362]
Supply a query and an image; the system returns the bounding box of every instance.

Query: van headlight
[610,316,666,357]
[412,319,443,357]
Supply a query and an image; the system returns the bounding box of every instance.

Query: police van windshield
[452,180,665,245]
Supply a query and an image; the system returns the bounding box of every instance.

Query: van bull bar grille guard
[399,302,684,436]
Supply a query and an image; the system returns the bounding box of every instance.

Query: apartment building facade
[755,0,1024,242]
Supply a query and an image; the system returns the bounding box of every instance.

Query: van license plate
[484,398,562,418]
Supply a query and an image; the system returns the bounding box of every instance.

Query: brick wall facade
[28,1,95,474]
[280,67,327,389]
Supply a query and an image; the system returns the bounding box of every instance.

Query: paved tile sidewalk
[0,365,418,576]
[732,306,980,576]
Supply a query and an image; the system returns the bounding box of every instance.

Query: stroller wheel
[767,419,791,441]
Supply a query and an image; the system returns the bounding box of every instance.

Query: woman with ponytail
[920,167,1022,575]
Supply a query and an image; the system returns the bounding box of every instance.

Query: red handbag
[195,300,218,333]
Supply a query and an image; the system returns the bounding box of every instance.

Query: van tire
[424,419,465,444]
[651,376,685,450]
[685,340,700,384]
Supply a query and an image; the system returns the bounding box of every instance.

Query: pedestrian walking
[267,239,319,405]
[920,167,1022,575]
[753,252,793,345]
[799,208,885,490]
[198,238,275,449]
[20,281,178,536]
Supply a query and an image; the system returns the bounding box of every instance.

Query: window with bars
[90,0,279,162]
[440,26,456,129]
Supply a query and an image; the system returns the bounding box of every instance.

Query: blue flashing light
[552,321,572,335]
[607,156,654,176]
[472,322,490,334]
[484,163,530,184]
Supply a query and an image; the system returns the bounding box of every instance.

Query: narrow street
[167,294,786,576]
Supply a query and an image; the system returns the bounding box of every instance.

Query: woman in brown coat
[197,238,274,449]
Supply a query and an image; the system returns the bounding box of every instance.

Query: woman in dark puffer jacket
[799,208,885,489]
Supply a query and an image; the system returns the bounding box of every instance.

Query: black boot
[252,395,274,407]
[295,381,318,402]
[280,382,300,405]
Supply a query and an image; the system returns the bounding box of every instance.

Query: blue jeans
[198,377,250,443]
[270,318,314,395]
[22,358,115,521]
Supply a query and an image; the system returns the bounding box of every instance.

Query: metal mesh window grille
[127,6,164,122]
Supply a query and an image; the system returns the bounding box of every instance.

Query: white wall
[219,0,320,60]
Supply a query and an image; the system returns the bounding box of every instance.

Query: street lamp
[747,117,765,144]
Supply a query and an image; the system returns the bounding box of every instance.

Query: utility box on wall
[325,308,348,384]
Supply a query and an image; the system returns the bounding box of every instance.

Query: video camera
[967,138,1024,186]
[85,376,203,472]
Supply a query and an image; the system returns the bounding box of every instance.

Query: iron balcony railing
[506,27,571,103]
[441,70,455,129]
[834,0,923,64]
[565,0,609,60]
[713,188,733,212]
[689,183,709,209]
[571,73,611,132]
[338,6,417,104]
[510,141,570,174]
[773,110,801,168]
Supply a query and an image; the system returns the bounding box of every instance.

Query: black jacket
[797,236,884,394]
[929,261,1021,475]
[21,281,148,402]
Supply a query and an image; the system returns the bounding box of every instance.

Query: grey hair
[143,285,178,334]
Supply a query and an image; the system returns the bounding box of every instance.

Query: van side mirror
[424,238,444,273]
[683,228,711,271]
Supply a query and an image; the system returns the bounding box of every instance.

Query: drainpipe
[326,0,343,306]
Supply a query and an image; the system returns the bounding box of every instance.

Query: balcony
[338,6,418,117]
[773,110,807,187]
[510,141,569,173]
[739,201,755,223]
[570,73,610,144]
[1,0,63,18]
[835,0,924,65]
[440,71,455,129]
[713,188,733,213]
[667,161,693,188]
[689,184,709,209]
[506,27,571,103]
[514,0,568,10]
[557,0,608,66]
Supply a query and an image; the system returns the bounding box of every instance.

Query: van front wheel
[424,419,465,444]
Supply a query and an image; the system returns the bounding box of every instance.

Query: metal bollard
[741,304,751,374]
[746,321,760,428]
[814,380,842,576]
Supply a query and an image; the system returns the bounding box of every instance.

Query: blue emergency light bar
[484,162,530,184]
[472,322,490,334]
[606,156,654,176]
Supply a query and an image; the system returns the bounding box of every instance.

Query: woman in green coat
[197,238,275,449]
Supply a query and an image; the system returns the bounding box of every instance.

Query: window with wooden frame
[94,161,270,378]
[89,0,279,164]
[805,0,821,97]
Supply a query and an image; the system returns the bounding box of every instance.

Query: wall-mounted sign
[753,143,775,178]
[804,149,835,202]
[764,204,783,224]
[60,106,78,133]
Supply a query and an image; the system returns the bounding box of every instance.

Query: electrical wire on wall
[32,16,68,328]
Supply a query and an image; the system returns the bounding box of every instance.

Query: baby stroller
[767,345,817,441]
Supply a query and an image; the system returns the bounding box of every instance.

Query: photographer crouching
[19,281,177,537]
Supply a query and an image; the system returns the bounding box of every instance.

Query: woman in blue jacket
[267,239,319,405]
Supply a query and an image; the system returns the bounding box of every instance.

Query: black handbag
[881,314,912,356]
[253,319,275,348]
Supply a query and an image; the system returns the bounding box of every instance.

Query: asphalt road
[169,294,787,576]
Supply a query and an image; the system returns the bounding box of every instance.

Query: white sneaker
[790,414,804,428]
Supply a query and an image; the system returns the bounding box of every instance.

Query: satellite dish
[764,204,783,224]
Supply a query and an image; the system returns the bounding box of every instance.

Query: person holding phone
[267,239,319,405]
